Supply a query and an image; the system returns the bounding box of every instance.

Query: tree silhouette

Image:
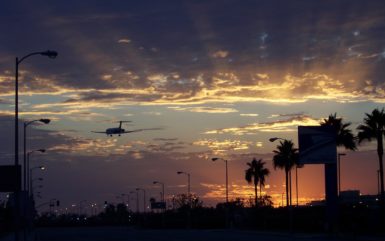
[245,158,269,206]
[321,113,357,150]
[171,193,203,210]
[272,140,298,207]
[357,108,385,202]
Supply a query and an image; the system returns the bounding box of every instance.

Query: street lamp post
[26,149,45,194]
[15,51,57,173]
[338,153,346,195]
[79,200,87,216]
[31,185,43,198]
[130,191,139,213]
[153,181,165,202]
[212,157,229,228]
[136,188,146,213]
[14,51,57,241]
[29,166,45,198]
[211,158,228,203]
[116,194,125,204]
[177,171,191,196]
[124,193,131,210]
[378,170,381,196]
[24,119,50,191]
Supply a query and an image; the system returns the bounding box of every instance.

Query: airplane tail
[118,120,131,129]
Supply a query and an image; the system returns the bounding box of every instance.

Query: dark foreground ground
[1,227,384,241]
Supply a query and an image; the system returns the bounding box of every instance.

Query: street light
[26,149,45,193]
[136,188,147,213]
[269,137,282,142]
[153,181,165,202]
[14,50,57,241]
[130,191,139,213]
[338,153,346,195]
[177,171,191,196]
[378,170,381,196]
[211,158,228,203]
[30,166,45,198]
[79,200,87,216]
[24,119,50,190]
[15,51,57,170]
[116,193,125,204]
[123,193,131,210]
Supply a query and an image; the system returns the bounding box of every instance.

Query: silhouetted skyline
[0,0,385,209]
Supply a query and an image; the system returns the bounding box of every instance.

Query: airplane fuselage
[106,128,125,135]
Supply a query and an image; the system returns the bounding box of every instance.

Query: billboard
[298,126,337,164]
[0,165,21,192]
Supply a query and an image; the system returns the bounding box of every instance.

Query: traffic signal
[56,200,60,206]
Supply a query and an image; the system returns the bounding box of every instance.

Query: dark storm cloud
[1,0,385,104]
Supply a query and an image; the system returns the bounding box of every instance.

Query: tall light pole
[378,170,381,196]
[24,119,50,190]
[136,188,146,213]
[26,149,45,194]
[130,191,139,213]
[116,193,125,204]
[79,200,87,216]
[153,181,165,202]
[124,193,131,210]
[211,158,228,203]
[15,51,57,171]
[337,153,346,195]
[14,50,57,241]
[30,166,45,198]
[177,171,191,196]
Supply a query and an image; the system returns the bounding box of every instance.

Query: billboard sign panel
[0,165,21,192]
[298,126,337,164]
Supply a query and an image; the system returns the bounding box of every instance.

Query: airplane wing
[91,131,107,134]
[122,129,144,134]
[123,128,163,134]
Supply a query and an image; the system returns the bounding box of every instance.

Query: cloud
[142,111,162,116]
[153,138,178,141]
[211,50,229,58]
[168,106,238,113]
[269,112,306,118]
[204,114,320,135]
[193,139,252,153]
[240,113,259,117]
[117,38,131,44]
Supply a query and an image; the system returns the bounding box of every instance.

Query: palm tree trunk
[254,183,258,207]
[260,182,262,200]
[296,166,299,206]
[289,170,292,206]
[378,133,385,202]
[285,169,289,207]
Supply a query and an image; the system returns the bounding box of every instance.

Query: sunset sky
[1,0,385,211]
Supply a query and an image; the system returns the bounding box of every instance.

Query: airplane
[92,121,161,137]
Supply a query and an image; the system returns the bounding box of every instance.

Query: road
[1,227,383,241]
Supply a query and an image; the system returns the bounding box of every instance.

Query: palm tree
[321,113,356,199]
[245,158,270,206]
[273,140,298,207]
[357,108,385,202]
[320,113,357,150]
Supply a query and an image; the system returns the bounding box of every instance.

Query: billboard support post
[325,162,338,233]
[298,126,338,233]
